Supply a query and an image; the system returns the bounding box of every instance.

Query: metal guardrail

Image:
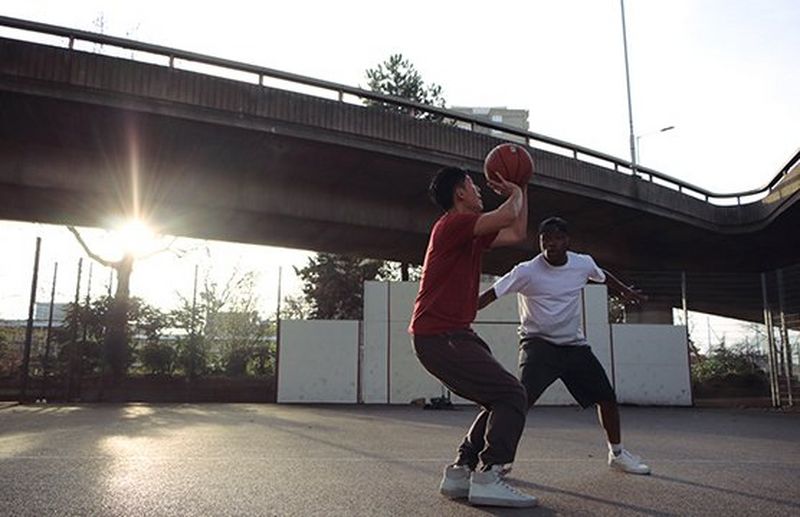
[1,15,797,207]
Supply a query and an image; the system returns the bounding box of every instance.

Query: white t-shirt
[492,251,606,346]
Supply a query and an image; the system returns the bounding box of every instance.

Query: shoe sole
[468,495,538,508]
[609,463,651,475]
[440,487,469,499]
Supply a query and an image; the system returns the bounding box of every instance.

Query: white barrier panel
[611,324,692,406]
[276,283,691,407]
[583,285,612,377]
[363,281,389,403]
[277,320,359,403]
[387,282,440,404]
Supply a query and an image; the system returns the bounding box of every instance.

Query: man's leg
[597,399,621,445]
[413,331,537,507]
[456,410,487,469]
[413,331,528,467]
[559,347,650,475]
[519,339,563,409]
[457,338,560,471]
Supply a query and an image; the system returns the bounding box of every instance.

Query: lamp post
[620,0,637,173]
[636,125,675,163]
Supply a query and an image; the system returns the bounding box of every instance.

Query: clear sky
[1,1,798,324]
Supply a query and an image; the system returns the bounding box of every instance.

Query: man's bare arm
[491,185,528,248]
[478,288,498,310]
[474,174,523,237]
[602,269,647,304]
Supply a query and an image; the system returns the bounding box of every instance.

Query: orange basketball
[483,143,534,186]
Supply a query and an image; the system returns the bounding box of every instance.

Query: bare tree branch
[139,235,179,260]
[67,226,115,268]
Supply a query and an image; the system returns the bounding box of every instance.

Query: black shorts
[519,337,616,408]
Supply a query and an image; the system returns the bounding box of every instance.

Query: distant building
[450,106,530,144]
[0,302,69,330]
[34,302,69,326]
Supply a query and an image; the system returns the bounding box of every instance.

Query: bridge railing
[1,15,796,208]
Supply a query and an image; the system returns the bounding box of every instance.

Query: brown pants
[412,329,527,468]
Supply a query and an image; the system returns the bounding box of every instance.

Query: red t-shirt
[409,211,497,335]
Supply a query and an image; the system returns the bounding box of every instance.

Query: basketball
[483,143,534,186]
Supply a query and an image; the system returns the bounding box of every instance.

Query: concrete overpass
[0,16,798,323]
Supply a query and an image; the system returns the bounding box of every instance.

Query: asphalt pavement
[1,403,798,516]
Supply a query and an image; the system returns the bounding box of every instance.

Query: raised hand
[486,171,521,198]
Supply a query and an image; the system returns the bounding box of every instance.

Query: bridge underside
[0,34,798,326]
[1,89,797,277]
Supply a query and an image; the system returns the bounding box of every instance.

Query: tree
[382,261,422,282]
[294,253,392,320]
[171,268,275,377]
[67,226,176,383]
[364,53,447,122]
[280,294,312,320]
[0,329,19,378]
[53,295,169,380]
[361,54,448,280]
[135,304,174,375]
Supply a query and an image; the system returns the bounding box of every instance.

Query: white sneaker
[609,449,651,475]
[468,465,537,508]
[439,464,470,499]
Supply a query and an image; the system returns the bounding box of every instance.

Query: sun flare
[114,219,156,257]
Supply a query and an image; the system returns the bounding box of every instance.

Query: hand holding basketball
[484,143,535,186]
[485,169,521,198]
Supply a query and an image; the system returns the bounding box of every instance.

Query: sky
[0,1,798,334]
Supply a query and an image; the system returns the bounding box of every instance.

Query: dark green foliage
[608,294,626,323]
[364,53,447,121]
[55,296,170,377]
[171,270,276,377]
[692,345,766,384]
[175,334,206,380]
[691,343,770,397]
[294,253,393,320]
[0,329,18,378]
[140,342,176,375]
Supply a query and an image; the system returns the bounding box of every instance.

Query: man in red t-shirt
[409,166,537,508]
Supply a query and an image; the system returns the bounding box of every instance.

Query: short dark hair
[429,166,468,210]
[538,216,569,234]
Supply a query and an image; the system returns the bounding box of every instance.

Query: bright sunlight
[112,219,157,257]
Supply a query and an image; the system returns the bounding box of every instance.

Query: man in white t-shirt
[457,216,651,475]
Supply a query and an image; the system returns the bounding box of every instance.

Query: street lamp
[620,0,636,173]
[635,125,675,164]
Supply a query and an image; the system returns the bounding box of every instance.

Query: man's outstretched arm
[602,269,647,305]
[478,288,498,310]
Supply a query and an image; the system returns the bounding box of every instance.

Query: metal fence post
[66,258,83,401]
[41,262,58,401]
[777,269,793,406]
[681,271,695,406]
[20,237,42,401]
[761,272,780,407]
